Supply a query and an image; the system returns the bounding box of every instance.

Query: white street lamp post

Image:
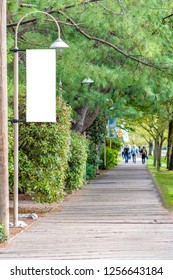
[81,77,94,181]
[13,11,68,226]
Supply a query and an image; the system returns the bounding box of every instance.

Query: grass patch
[147,156,173,209]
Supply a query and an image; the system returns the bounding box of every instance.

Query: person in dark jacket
[141,146,147,164]
[124,145,130,163]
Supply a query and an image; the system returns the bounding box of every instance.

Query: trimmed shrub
[86,115,107,178]
[106,137,122,150]
[99,146,118,169]
[86,163,97,180]
[65,131,88,191]
[9,97,72,203]
[87,140,100,167]
[8,124,14,194]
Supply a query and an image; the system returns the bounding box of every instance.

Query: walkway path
[0,158,173,259]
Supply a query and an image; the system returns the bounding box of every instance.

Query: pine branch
[20,4,36,8]
[98,3,123,15]
[116,0,127,16]
[6,5,172,71]
[7,0,102,28]
[59,11,168,71]
[7,18,37,28]
[152,13,173,35]
[162,13,173,22]
[18,22,36,38]
[140,124,156,139]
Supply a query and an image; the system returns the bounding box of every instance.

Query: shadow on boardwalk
[0,158,173,259]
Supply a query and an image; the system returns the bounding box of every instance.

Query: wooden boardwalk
[0,158,173,259]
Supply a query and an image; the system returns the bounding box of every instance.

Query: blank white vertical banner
[26,49,56,122]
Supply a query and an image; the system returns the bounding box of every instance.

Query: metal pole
[12,11,63,226]
[104,141,106,168]
[14,11,61,47]
[110,138,112,149]
[13,50,19,226]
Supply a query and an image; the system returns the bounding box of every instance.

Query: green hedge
[86,163,97,180]
[9,97,72,203]
[65,131,88,191]
[106,138,122,150]
[99,146,118,169]
[99,137,122,169]
[0,224,7,243]
[86,116,107,179]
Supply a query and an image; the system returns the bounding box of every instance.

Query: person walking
[141,146,147,164]
[124,145,130,163]
[131,145,137,163]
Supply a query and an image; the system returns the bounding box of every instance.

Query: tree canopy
[7,0,173,167]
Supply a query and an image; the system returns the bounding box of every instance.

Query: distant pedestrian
[124,145,130,163]
[131,145,137,163]
[141,146,147,164]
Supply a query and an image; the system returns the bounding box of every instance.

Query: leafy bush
[106,137,122,150]
[86,163,97,180]
[99,146,118,169]
[9,97,72,203]
[87,140,100,167]
[65,131,88,191]
[86,115,107,178]
[0,224,7,243]
[8,124,14,194]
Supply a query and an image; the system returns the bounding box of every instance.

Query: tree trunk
[0,0,9,238]
[157,141,163,170]
[72,104,88,133]
[148,140,153,156]
[72,105,100,133]
[82,106,100,133]
[153,139,158,167]
[167,120,173,170]
[169,146,173,170]
[155,139,160,169]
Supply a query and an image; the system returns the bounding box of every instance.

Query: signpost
[108,119,116,139]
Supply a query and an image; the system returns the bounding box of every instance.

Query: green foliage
[148,156,173,209]
[87,115,107,145]
[65,131,88,191]
[86,140,100,168]
[99,147,118,169]
[7,0,173,131]
[99,137,121,169]
[106,138,122,151]
[86,115,107,178]
[0,224,7,243]
[6,0,173,197]
[9,97,72,203]
[86,163,97,180]
[7,1,173,112]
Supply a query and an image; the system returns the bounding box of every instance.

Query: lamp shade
[50,38,69,49]
[82,77,94,84]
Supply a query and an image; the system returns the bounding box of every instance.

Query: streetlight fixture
[50,38,69,49]
[81,77,94,85]
[81,77,94,92]
[13,11,68,226]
